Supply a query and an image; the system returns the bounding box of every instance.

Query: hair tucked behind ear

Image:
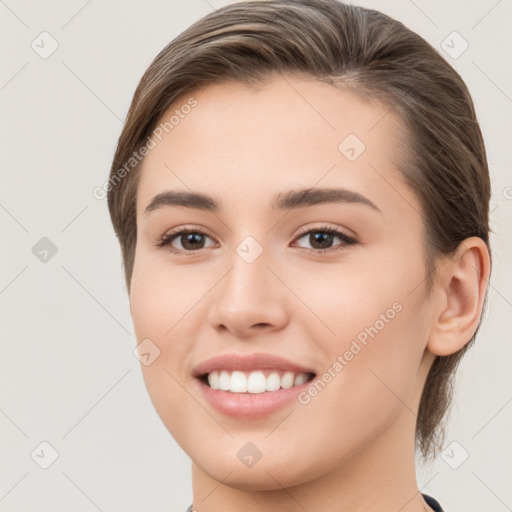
[107,0,491,459]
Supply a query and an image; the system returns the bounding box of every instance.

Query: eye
[156,226,216,254]
[156,224,357,255]
[292,225,357,253]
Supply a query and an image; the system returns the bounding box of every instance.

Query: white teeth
[230,371,247,392]
[206,370,311,393]
[208,370,220,390]
[294,373,308,386]
[281,371,295,389]
[266,372,281,391]
[218,371,230,391]
[247,371,267,393]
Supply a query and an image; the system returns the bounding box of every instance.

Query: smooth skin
[129,75,490,512]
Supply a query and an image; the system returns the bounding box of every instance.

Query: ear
[427,237,491,357]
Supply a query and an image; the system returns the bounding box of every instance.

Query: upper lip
[193,352,316,377]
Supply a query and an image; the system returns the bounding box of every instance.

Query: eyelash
[155,224,357,255]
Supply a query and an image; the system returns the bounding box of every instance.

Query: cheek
[129,262,202,444]
[287,285,429,469]
[130,251,210,339]
[293,247,430,404]
[289,248,426,348]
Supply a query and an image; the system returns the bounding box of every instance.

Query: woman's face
[130,75,436,490]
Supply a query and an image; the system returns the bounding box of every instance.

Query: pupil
[312,232,332,249]
[183,233,203,250]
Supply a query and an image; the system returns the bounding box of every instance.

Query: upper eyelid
[293,224,354,239]
[159,224,353,239]
[159,224,215,242]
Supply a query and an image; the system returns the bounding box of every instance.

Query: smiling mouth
[198,369,316,394]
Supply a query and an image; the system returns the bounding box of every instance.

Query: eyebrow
[143,187,381,215]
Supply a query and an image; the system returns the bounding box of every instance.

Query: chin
[201,460,310,492]
[189,437,330,492]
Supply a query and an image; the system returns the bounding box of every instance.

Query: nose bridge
[208,233,288,334]
[223,234,273,306]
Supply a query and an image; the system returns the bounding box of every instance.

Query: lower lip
[195,377,314,418]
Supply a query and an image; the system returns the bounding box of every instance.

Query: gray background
[1,1,511,511]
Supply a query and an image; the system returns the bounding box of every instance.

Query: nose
[207,244,289,339]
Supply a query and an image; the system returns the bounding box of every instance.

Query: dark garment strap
[422,493,445,512]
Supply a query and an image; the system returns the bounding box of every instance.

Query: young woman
[106,1,491,510]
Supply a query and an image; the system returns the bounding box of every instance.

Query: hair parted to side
[107,0,491,459]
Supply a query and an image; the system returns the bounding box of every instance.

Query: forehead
[136,75,413,216]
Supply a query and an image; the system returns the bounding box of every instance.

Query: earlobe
[427,237,491,357]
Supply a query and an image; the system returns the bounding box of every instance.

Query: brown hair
[107,0,491,459]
